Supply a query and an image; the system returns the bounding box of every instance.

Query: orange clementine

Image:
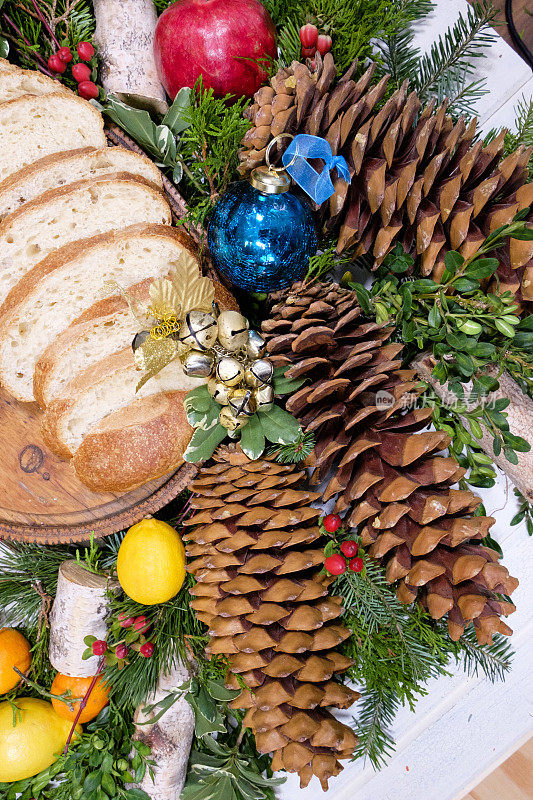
[51,673,110,723]
[0,628,31,694]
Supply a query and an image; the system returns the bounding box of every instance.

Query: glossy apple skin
[154,0,277,99]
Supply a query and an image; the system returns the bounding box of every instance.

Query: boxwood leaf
[239,415,265,460]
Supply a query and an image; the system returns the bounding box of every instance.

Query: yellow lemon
[0,697,82,781]
[117,518,186,605]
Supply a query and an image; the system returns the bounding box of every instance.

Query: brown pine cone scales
[239,56,532,293]
[261,281,518,644]
[183,445,360,790]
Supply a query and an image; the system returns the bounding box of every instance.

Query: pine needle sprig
[486,96,533,179]
[376,0,435,88]
[412,1,497,116]
[352,688,399,768]
[454,629,514,682]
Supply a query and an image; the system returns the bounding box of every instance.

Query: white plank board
[279,3,533,796]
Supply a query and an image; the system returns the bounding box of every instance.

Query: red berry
[48,54,66,74]
[115,643,129,660]
[133,615,149,632]
[324,554,347,576]
[340,540,358,558]
[92,640,107,656]
[317,34,333,55]
[301,46,316,58]
[57,46,72,63]
[118,613,134,628]
[77,41,95,61]
[323,514,342,533]
[77,80,99,100]
[140,642,155,658]
[72,62,91,82]
[349,557,364,573]
[299,23,318,48]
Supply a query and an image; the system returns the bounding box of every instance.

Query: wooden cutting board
[0,386,197,544]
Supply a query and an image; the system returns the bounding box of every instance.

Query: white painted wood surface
[279,2,533,797]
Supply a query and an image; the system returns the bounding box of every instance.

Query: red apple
[154,0,277,100]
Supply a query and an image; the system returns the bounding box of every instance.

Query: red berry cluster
[47,41,99,101]
[299,23,332,65]
[86,612,156,669]
[321,514,365,576]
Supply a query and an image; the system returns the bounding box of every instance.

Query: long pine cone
[262,281,518,644]
[239,55,532,294]
[184,446,360,791]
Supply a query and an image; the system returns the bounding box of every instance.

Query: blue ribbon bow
[282,134,351,205]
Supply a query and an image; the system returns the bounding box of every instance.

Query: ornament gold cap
[250,165,291,194]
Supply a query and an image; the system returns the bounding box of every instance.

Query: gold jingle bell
[219,406,248,431]
[217,310,249,352]
[246,330,267,359]
[181,349,215,378]
[216,356,244,387]
[255,384,274,412]
[207,377,231,405]
[179,310,218,351]
[228,387,257,417]
[245,358,273,388]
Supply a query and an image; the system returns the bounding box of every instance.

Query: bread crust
[0,147,163,213]
[72,391,192,493]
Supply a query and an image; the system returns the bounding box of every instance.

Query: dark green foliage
[0,703,154,800]
[511,488,533,535]
[377,1,497,117]
[351,215,533,487]
[263,0,434,72]
[269,429,315,463]
[328,545,514,769]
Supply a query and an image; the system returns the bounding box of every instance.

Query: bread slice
[72,391,192,492]
[0,63,70,103]
[0,224,194,403]
[34,273,237,408]
[0,93,106,182]
[0,173,171,311]
[0,146,163,217]
[41,349,203,459]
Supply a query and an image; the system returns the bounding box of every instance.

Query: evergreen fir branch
[375,0,435,88]
[455,629,514,682]
[305,246,351,283]
[486,96,533,179]
[352,687,399,769]
[269,430,315,463]
[410,1,497,115]
[276,16,302,68]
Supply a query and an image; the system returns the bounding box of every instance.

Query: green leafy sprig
[511,488,533,535]
[351,216,533,480]
[183,366,305,463]
[0,703,154,800]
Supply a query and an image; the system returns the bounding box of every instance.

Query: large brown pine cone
[239,56,532,293]
[183,445,360,790]
[261,281,518,644]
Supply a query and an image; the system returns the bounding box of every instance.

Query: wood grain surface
[462,738,533,800]
[0,383,197,543]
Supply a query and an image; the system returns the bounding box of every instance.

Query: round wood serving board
[0,386,197,544]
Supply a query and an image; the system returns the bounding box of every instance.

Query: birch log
[49,560,111,677]
[132,660,194,799]
[93,0,168,114]
[414,353,533,502]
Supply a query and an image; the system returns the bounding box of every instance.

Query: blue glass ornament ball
[207,180,318,293]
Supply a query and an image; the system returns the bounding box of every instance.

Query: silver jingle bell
[207,377,231,405]
[255,384,274,412]
[245,358,274,389]
[217,310,249,352]
[246,329,267,359]
[181,349,215,378]
[132,330,150,353]
[179,310,218,351]
[219,406,248,431]
[228,387,257,417]
[216,356,244,387]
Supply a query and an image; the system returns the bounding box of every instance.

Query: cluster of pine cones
[239,54,532,301]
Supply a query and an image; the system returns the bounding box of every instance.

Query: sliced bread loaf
[0,146,163,217]
[0,174,171,310]
[41,349,203,459]
[0,224,194,403]
[34,273,236,408]
[0,64,70,103]
[72,391,192,492]
[0,93,106,182]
